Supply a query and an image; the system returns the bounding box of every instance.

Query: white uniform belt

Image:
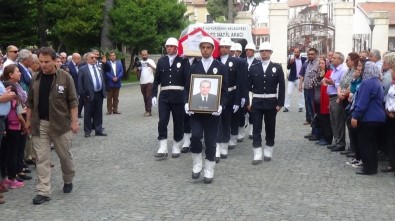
[253,93,276,98]
[228,86,236,92]
[161,86,184,91]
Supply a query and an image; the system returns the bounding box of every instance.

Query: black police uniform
[182,58,199,136]
[247,61,285,148]
[185,60,228,161]
[216,56,243,145]
[152,55,187,142]
[243,57,260,135]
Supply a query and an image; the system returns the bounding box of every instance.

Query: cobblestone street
[2,84,395,221]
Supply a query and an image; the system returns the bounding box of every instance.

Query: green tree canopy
[109,0,187,54]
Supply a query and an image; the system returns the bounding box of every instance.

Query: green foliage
[109,0,187,54]
[0,0,38,48]
[207,0,228,22]
[45,0,105,52]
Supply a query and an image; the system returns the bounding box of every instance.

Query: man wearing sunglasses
[3,45,19,69]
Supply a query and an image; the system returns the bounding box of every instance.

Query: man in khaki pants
[26,47,79,205]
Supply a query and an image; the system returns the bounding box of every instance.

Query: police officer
[181,56,200,154]
[247,42,285,165]
[152,37,187,159]
[238,43,258,142]
[215,37,243,161]
[185,36,228,184]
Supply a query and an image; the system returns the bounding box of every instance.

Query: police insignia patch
[213,68,218,74]
[177,62,181,68]
[229,62,233,67]
[272,67,276,73]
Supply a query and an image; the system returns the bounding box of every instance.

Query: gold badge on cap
[229,62,233,67]
[213,68,218,74]
[177,62,181,68]
[272,67,276,73]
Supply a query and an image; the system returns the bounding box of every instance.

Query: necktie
[204,97,207,102]
[92,65,101,91]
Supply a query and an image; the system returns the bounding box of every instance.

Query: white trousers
[284,79,304,109]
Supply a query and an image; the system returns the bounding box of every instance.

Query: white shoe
[219,143,228,159]
[215,143,221,163]
[252,147,263,165]
[229,135,237,149]
[263,146,273,161]
[182,133,191,148]
[171,141,182,158]
[237,127,245,141]
[154,139,168,159]
[203,159,216,184]
[191,153,203,179]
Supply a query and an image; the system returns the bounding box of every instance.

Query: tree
[207,0,268,22]
[207,0,228,22]
[109,0,187,78]
[0,0,38,48]
[45,0,105,52]
[101,0,114,50]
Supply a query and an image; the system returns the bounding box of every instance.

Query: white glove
[241,98,246,108]
[212,105,223,116]
[233,105,239,113]
[152,97,158,108]
[184,103,194,115]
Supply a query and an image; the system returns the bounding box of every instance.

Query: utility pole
[228,0,234,23]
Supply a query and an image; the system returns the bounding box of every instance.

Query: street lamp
[369,18,375,51]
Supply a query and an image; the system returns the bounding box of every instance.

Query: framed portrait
[188,74,222,113]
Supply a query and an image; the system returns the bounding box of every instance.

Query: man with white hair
[369,49,382,73]
[152,37,187,159]
[18,49,33,90]
[247,42,285,164]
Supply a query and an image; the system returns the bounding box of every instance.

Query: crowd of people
[289,48,395,176]
[0,39,394,205]
[0,45,124,205]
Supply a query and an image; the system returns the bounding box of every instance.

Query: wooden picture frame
[188,74,222,113]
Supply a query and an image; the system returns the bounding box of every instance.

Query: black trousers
[320,114,333,144]
[78,95,84,116]
[346,113,360,159]
[183,114,191,133]
[217,104,238,143]
[238,107,247,127]
[16,134,26,173]
[157,101,184,141]
[84,92,104,135]
[0,130,21,179]
[386,118,395,168]
[190,114,220,161]
[251,107,277,147]
[358,121,384,173]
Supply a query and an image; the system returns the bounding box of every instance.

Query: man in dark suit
[78,52,107,137]
[105,51,123,115]
[184,36,228,184]
[67,53,83,118]
[283,48,306,112]
[247,42,285,164]
[17,49,33,91]
[190,80,217,111]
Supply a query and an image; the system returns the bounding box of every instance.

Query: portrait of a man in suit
[190,79,218,111]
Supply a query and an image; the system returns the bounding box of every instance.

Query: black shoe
[380,167,395,172]
[16,177,24,182]
[299,108,303,112]
[248,135,253,139]
[346,153,356,158]
[33,195,51,205]
[331,146,345,152]
[25,159,36,165]
[308,135,320,141]
[18,173,32,180]
[283,108,289,112]
[203,177,213,184]
[154,153,168,160]
[63,183,73,193]
[192,171,201,179]
[356,169,377,175]
[220,154,227,159]
[304,133,312,139]
[237,138,243,142]
[95,132,107,136]
[84,134,90,138]
[23,169,32,173]
[327,144,336,150]
[228,145,235,150]
[215,157,220,163]
[78,114,82,118]
[181,147,190,153]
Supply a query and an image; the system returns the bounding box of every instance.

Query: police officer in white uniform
[247,42,285,164]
